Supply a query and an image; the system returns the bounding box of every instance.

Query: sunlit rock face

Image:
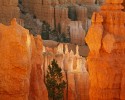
[29,35,48,100]
[0,19,48,100]
[0,19,31,100]
[43,44,89,100]
[85,0,125,99]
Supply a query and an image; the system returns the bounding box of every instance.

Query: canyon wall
[22,0,88,30]
[69,21,86,45]
[22,0,96,6]
[43,44,89,100]
[0,0,21,25]
[29,35,48,100]
[0,19,48,100]
[85,0,125,99]
[22,0,98,45]
[0,0,100,45]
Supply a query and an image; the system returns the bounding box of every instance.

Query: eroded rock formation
[0,0,21,25]
[85,0,125,99]
[43,44,89,100]
[22,0,88,30]
[0,19,48,100]
[22,0,101,45]
[29,35,48,100]
[69,21,86,45]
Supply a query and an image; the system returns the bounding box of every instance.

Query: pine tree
[45,59,66,100]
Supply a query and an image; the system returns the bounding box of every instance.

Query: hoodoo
[0,19,48,100]
[85,0,125,99]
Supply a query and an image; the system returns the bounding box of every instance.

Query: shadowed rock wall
[0,0,21,25]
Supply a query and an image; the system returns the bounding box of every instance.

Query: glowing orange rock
[102,33,115,53]
[29,35,48,100]
[85,0,125,99]
[85,13,103,55]
[43,44,89,100]
[0,19,31,100]
[0,19,48,100]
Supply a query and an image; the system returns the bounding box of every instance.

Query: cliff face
[29,35,48,100]
[22,0,99,45]
[0,18,31,100]
[85,0,125,99]
[0,0,101,45]
[69,21,86,45]
[0,19,48,100]
[0,0,21,25]
[22,0,88,30]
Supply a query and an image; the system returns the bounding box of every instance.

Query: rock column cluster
[69,21,86,45]
[43,44,89,100]
[22,0,88,45]
[85,0,125,99]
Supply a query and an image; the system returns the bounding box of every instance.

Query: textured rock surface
[80,0,96,4]
[22,1,88,31]
[43,44,89,100]
[0,0,101,45]
[43,40,89,57]
[123,0,125,11]
[22,0,100,45]
[69,21,86,45]
[98,0,105,5]
[85,0,125,99]
[29,35,48,100]
[0,19,31,100]
[0,19,48,100]
[0,0,20,25]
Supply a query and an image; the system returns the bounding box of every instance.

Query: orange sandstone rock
[0,18,31,100]
[43,44,89,100]
[85,13,103,55]
[0,19,48,100]
[29,35,48,100]
[85,0,125,99]
[102,33,115,53]
[123,0,125,11]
